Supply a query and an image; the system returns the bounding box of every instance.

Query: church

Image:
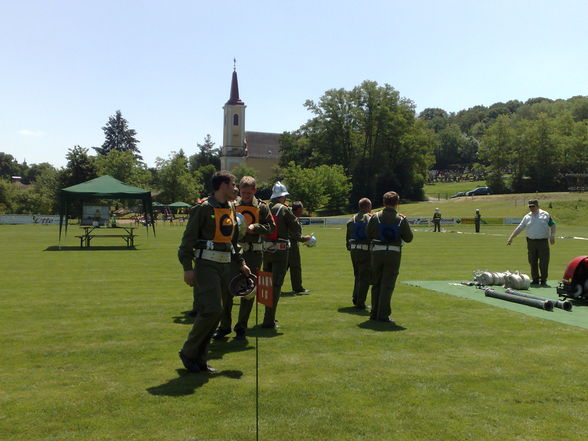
[219,67,282,183]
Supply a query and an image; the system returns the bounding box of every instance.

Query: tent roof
[61,175,150,198]
[168,201,192,207]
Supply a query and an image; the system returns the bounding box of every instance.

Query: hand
[241,263,251,277]
[550,236,555,245]
[506,239,512,246]
[247,224,256,234]
[184,270,196,287]
[302,235,312,242]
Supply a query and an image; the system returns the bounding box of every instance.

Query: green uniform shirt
[367,207,414,246]
[268,200,300,241]
[236,196,275,244]
[346,211,371,249]
[178,195,244,271]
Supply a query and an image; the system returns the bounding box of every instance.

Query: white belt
[371,244,401,252]
[263,241,290,251]
[197,249,232,263]
[351,244,369,251]
[243,242,263,252]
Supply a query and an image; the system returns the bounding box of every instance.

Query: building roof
[245,131,281,159]
[225,70,244,106]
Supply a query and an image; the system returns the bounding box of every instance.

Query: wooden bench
[76,227,137,248]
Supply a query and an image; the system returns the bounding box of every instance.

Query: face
[529,204,538,213]
[220,178,238,201]
[239,185,256,204]
[294,204,304,217]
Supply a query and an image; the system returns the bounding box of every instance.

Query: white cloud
[19,129,46,137]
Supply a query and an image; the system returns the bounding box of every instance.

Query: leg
[527,239,540,283]
[182,261,224,365]
[263,250,289,327]
[370,253,384,319]
[538,239,550,283]
[375,253,401,320]
[234,252,262,335]
[289,242,303,292]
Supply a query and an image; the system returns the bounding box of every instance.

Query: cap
[528,199,538,206]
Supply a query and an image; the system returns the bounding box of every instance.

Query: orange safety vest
[212,208,236,243]
[236,205,259,227]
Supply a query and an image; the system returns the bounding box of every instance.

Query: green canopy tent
[58,175,156,243]
[168,201,192,208]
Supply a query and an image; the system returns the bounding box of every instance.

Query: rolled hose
[484,288,554,311]
[505,288,572,311]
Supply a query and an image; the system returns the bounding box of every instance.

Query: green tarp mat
[404,280,588,330]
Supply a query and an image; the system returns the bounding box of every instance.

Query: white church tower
[220,62,247,171]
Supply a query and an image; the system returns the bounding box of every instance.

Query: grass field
[2,205,588,440]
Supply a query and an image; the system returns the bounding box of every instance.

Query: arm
[178,206,202,286]
[549,217,556,245]
[507,218,527,245]
[399,215,413,243]
[249,202,275,236]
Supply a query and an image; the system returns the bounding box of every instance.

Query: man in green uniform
[432,208,441,232]
[261,181,300,329]
[287,201,312,294]
[367,191,413,323]
[346,197,372,309]
[177,171,250,373]
[214,176,275,340]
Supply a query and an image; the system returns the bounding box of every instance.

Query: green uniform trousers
[262,248,289,326]
[288,240,303,292]
[526,238,550,283]
[370,250,402,321]
[182,259,232,365]
[218,250,263,333]
[350,249,371,307]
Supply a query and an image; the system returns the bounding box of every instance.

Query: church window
[233,114,239,126]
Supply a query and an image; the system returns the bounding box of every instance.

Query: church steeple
[226,60,244,105]
[221,61,247,172]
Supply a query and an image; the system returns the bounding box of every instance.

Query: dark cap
[528,199,538,206]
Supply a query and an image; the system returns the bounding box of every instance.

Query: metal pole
[255,298,259,441]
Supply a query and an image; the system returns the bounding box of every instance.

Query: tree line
[2,91,588,215]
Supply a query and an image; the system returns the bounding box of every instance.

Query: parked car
[465,186,491,196]
[450,191,466,199]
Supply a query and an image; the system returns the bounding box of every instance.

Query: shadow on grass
[173,310,195,325]
[146,369,243,396]
[44,245,137,251]
[281,290,311,297]
[337,306,370,316]
[358,320,406,332]
[209,338,255,361]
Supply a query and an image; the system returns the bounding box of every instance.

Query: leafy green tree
[0,179,16,213]
[59,146,97,189]
[94,110,142,159]
[0,153,21,180]
[479,115,513,193]
[281,163,328,214]
[230,163,258,183]
[155,151,202,204]
[189,134,220,171]
[95,150,151,188]
[22,162,56,185]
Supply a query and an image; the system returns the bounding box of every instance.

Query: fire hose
[484,288,554,311]
[505,288,572,311]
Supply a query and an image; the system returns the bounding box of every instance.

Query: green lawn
[2,211,588,440]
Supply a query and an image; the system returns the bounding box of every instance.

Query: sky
[1,0,587,169]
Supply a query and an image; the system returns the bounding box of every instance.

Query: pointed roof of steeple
[226,64,244,106]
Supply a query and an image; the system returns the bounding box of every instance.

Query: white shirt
[513,209,554,239]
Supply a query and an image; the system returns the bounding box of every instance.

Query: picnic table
[76,226,137,248]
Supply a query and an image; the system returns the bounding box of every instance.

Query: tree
[479,115,513,193]
[189,134,220,171]
[280,81,435,206]
[94,110,142,159]
[155,151,202,204]
[0,153,21,180]
[59,146,97,189]
[95,150,150,188]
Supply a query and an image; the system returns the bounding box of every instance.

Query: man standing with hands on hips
[507,199,556,287]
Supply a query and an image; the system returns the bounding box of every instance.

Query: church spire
[226,60,244,105]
